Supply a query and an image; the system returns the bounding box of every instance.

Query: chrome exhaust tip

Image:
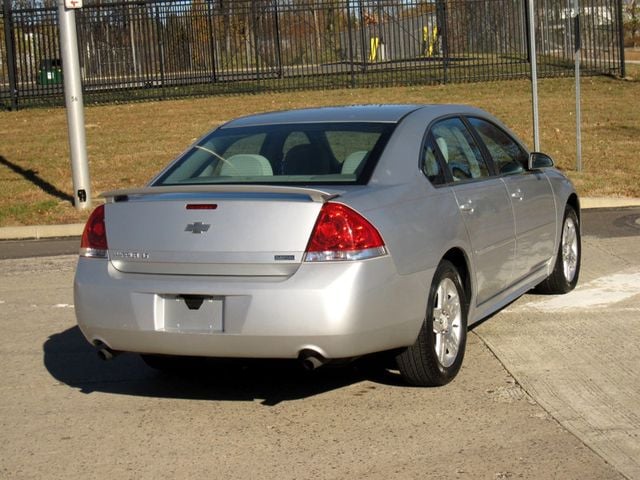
[298,349,327,371]
[93,340,120,361]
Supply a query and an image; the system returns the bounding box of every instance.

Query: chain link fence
[1,0,625,110]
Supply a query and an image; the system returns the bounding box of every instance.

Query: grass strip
[0,64,638,226]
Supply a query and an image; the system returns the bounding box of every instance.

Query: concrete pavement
[475,219,640,479]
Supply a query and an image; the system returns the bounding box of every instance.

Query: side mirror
[528,152,554,170]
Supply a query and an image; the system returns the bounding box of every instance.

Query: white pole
[58,0,91,211]
[573,0,582,171]
[527,0,540,151]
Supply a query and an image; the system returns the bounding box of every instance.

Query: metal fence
[1,0,625,110]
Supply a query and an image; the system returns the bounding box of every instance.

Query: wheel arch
[395,246,472,386]
[442,247,472,307]
[567,193,581,223]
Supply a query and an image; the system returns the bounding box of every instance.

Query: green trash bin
[37,59,63,85]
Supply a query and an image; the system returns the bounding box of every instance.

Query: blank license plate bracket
[159,294,224,333]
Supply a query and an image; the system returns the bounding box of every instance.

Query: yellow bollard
[423,26,429,57]
[429,25,439,57]
[369,36,380,62]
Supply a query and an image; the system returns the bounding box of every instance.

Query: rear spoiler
[101,185,340,203]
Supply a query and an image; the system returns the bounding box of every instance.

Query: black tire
[396,260,468,387]
[536,205,581,294]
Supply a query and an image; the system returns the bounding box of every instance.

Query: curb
[0,223,85,240]
[1,197,639,241]
[581,197,640,209]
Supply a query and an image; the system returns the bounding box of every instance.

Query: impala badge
[185,222,211,234]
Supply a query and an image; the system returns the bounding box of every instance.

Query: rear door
[431,117,516,305]
[467,117,556,280]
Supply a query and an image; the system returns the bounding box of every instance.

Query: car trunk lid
[102,185,339,276]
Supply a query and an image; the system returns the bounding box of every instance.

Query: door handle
[511,189,524,201]
[459,201,474,213]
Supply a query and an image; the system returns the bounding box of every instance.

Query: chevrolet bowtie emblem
[185,222,211,234]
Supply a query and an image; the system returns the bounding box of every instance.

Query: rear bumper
[74,257,430,359]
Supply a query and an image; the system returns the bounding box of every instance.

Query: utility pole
[3,0,18,111]
[58,0,91,210]
[527,0,540,151]
[573,0,582,171]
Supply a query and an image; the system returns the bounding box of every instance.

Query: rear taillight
[304,202,387,262]
[80,204,108,258]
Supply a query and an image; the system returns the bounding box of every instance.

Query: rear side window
[421,137,445,185]
[156,122,395,185]
[431,117,490,182]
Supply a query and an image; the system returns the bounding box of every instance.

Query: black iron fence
[1,0,625,110]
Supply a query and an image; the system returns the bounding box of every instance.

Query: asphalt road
[581,207,640,238]
[0,207,638,479]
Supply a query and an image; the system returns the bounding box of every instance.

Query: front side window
[431,117,490,182]
[468,117,528,175]
[155,122,394,185]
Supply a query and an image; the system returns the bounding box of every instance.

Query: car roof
[220,104,458,128]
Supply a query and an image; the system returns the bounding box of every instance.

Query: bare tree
[626,0,639,46]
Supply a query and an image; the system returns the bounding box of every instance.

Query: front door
[431,117,516,305]
[467,117,556,280]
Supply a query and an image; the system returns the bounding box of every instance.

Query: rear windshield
[154,122,395,186]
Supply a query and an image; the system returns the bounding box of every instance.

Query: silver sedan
[74,104,581,386]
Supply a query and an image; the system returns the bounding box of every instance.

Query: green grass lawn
[1,64,639,227]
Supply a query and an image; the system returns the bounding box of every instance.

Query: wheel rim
[431,277,462,368]
[561,216,578,283]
